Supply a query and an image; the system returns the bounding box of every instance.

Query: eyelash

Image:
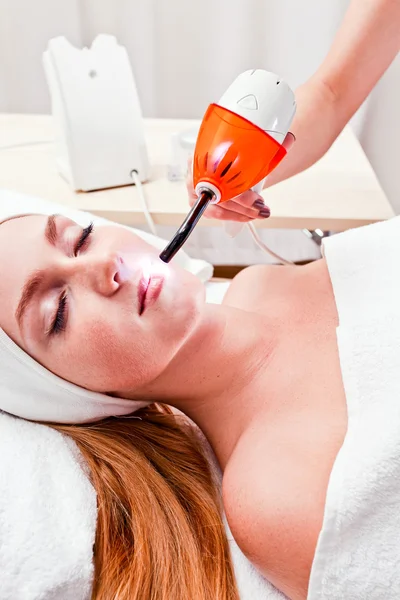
[51,293,68,335]
[75,222,94,255]
[49,222,94,335]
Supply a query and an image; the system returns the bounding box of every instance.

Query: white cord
[247,222,294,265]
[0,140,53,151]
[130,169,158,236]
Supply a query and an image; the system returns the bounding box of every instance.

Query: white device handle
[217,69,295,239]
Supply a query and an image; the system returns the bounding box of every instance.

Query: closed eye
[47,222,94,336]
[75,222,94,255]
[47,291,68,336]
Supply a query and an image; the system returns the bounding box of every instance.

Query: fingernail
[283,131,296,151]
[259,207,271,218]
[253,199,265,209]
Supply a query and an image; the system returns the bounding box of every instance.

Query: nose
[68,251,122,296]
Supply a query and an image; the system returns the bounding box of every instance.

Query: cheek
[47,305,177,393]
[53,317,158,392]
[43,269,205,394]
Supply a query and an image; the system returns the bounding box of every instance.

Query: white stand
[43,34,149,192]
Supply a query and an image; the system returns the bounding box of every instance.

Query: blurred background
[1,0,399,264]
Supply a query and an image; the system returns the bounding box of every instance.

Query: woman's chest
[222,263,348,598]
[222,353,347,599]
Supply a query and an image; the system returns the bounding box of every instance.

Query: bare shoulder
[223,265,278,311]
[222,431,322,600]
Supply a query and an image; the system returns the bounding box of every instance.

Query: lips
[138,272,164,315]
[138,273,151,315]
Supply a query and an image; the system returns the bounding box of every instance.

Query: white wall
[0,0,82,113]
[0,0,349,117]
[358,54,400,213]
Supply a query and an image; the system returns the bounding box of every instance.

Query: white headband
[0,190,212,423]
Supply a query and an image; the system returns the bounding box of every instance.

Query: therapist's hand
[186,130,295,222]
[186,77,340,222]
[186,181,269,222]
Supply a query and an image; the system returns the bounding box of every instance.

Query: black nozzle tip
[159,249,171,263]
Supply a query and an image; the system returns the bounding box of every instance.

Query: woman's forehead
[0,215,46,280]
[0,215,49,335]
[0,213,48,228]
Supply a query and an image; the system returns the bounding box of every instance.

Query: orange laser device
[160,69,296,263]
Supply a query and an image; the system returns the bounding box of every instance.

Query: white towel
[308,216,400,599]
[0,412,97,600]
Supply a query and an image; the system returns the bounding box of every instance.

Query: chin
[166,264,205,306]
[155,269,205,339]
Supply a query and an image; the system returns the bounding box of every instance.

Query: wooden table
[0,114,394,231]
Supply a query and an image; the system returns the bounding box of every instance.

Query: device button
[237,94,259,110]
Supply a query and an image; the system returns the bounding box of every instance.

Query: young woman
[0,207,352,600]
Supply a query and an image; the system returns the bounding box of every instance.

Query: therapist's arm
[265,0,400,189]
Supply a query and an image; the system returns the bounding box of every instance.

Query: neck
[128,303,279,469]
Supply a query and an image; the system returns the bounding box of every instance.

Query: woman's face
[0,214,205,394]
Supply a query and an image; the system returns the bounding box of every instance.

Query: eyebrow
[15,215,59,329]
[45,214,58,246]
